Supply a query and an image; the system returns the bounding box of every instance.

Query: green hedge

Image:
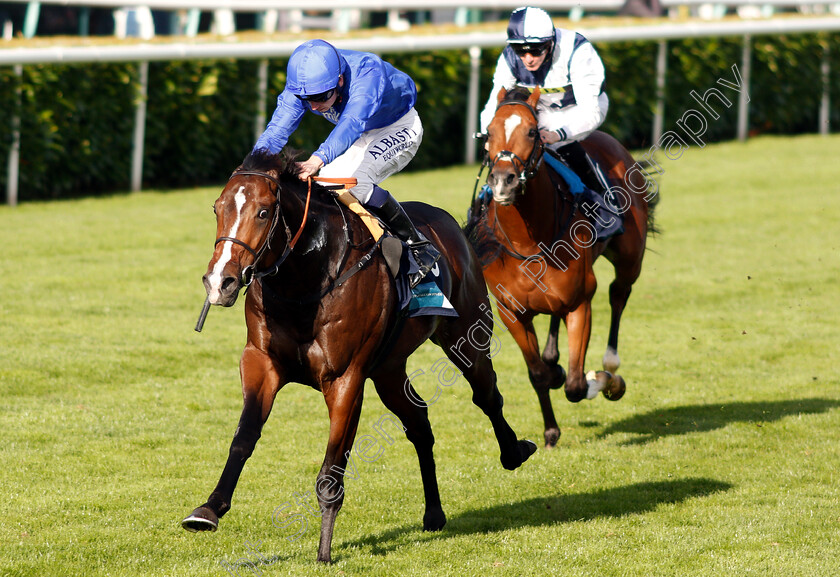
[1,33,838,201]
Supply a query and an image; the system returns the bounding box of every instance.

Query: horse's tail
[631,157,662,239]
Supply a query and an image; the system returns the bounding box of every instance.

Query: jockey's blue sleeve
[253,91,306,154]
[254,50,416,164]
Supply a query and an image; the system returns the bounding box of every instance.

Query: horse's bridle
[478,97,579,263]
[485,99,545,187]
[214,170,300,286]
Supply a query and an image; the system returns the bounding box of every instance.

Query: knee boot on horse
[554,141,608,195]
[366,185,441,288]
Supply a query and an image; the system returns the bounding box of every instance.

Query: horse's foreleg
[541,315,561,366]
[315,377,365,564]
[183,345,282,532]
[541,315,566,389]
[372,370,446,532]
[564,300,620,402]
[505,316,561,447]
[563,300,598,403]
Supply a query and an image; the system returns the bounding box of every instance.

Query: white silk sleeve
[555,42,608,142]
[479,55,517,133]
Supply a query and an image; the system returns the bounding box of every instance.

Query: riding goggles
[295,87,337,103]
[512,42,551,57]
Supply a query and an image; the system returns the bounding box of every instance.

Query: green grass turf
[1,134,838,576]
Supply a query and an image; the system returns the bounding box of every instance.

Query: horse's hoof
[544,427,560,448]
[182,506,219,532]
[500,439,537,470]
[423,508,446,532]
[548,364,567,390]
[519,439,537,463]
[603,374,626,401]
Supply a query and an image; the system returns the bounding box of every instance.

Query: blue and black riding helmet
[286,39,347,101]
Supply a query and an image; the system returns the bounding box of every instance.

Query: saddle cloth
[394,246,458,319]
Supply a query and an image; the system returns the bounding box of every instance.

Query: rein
[215,170,381,303]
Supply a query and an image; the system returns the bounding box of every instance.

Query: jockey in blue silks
[254,39,439,288]
[479,6,610,194]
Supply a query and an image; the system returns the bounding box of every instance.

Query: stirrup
[408,242,441,289]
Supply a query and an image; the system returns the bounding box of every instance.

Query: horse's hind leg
[438,317,537,467]
[371,370,446,531]
[182,346,282,532]
[604,280,629,374]
[600,275,635,401]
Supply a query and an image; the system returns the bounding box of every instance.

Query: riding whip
[195,297,210,332]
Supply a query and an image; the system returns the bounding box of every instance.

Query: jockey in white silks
[479,6,610,193]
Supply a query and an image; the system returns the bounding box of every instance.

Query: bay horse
[181,149,536,563]
[465,86,657,448]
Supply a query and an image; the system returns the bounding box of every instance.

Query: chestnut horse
[181,150,536,563]
[465,87,657,448]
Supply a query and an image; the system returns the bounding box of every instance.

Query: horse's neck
[496,168,562,244]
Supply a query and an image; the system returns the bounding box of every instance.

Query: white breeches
[319,108,423,204]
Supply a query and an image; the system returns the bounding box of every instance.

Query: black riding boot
[555,141,607,195]
[367,188,441,288]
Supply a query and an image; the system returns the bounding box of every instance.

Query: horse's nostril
[505,173,515,185]
[220,276,237,293]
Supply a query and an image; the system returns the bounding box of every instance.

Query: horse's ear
[496,87,508,105]
[528,86,541,108]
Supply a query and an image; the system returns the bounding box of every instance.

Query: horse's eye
[258,208,270,219]
[212,205,217,215]
[528,128,538,139]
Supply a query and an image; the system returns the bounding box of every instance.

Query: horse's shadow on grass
[597,397,840,446]
[337,477,731,559]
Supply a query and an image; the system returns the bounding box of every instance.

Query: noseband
[215,170,302,286]
[487,99,545,186]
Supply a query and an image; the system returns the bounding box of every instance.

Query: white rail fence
[3,0,840,39]
[2,16,839,204]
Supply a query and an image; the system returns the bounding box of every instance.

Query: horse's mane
[238,148,346,218]
[240,148,334,205]
[241,148,302,179]
[501,86,532,105]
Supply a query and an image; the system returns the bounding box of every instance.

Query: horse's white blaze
[207,187,247,302]
[504,114,522,143]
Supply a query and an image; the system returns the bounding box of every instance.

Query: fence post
[737,34,752,142]
[820,39,830,135]
[465,46,482,165]
[23,1,40,38]
[131,61,149,193]
[255,59,268,144]
[652,39,667,147]
[6,64,22,207]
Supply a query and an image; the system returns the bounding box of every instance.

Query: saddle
[543,149,625,241]
[324,181,454,318]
